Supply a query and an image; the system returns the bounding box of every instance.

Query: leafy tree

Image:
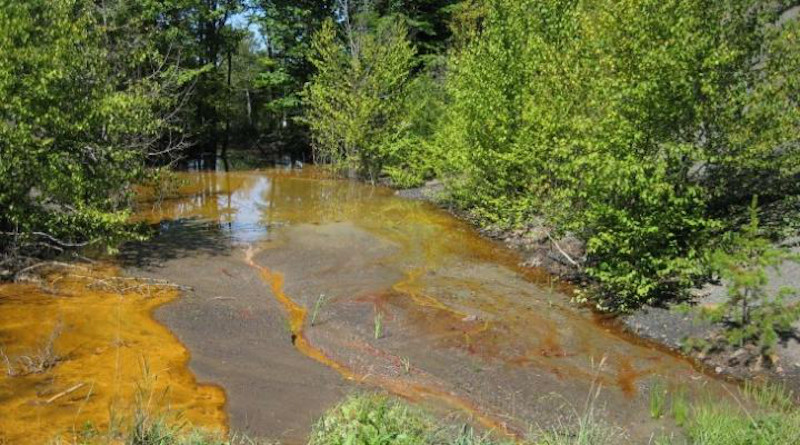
[0,0,197,265]
[433,0,800,308]
[303,16,417,182]
[248,0,337,159]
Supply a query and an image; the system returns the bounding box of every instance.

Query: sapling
[700,197,800,362]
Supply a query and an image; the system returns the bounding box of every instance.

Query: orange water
[0,267,226,444]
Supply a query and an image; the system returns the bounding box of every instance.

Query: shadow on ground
[119,218,232,270]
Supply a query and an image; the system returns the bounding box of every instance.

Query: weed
[538,357,624,445]
[686,400,800,445]
[741,380,795,412]
[649,380,667,419]
[1,322,62,377]
[374,311,384,340]
[310,293,328,327]
[400,357,412,375]
[308,394,430,445]
[670,387,689,427]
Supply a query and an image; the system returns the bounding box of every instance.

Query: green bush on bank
[437,0,800,309]
[0,0,198,258]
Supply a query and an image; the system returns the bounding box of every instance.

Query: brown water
[1,168,730,443]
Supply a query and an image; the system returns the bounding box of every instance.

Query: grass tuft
[649,380,667,419]
[374,312,384,340]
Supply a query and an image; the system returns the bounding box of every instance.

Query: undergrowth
[52,381,800,445]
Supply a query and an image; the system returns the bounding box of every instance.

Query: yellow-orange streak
[243,247,521,439]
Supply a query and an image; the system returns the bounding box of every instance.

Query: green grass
[741,381,795,412]
[670,387,689,427]
[310,294,328,327]
[649,380,667,419]
[685,402,800,445]
[665,380,800,445]
[374,312,384,340]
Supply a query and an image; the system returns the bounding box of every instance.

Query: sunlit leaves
[434,0,799,308]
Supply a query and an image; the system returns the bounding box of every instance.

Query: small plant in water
[1,322,62,377]
[742,380,795,412]
[310,293,328,327]
[649,380,667,419]
[400,357,412,375]
[374,311,384,340]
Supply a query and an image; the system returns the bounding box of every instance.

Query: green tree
[303,16,417,182]
[0,0,197,266]
[434,0,800,308]
[702,199,800,359]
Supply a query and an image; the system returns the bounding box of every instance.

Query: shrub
[308,394,431,445]
[700,198,800,360]
[434,0,800,308]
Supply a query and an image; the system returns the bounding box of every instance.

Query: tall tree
[0,0,198,265]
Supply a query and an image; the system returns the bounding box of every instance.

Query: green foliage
[685,400,800,445]
[701,198,800,358]
[308,394,431,445]
[649,381,667,419]
[303,16,419,183]
[0,0,167,253]
[670,387,690,427]
[433,0,800,308]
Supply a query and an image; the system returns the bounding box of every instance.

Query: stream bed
[1,168,733,444]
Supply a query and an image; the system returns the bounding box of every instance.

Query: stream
[0,168,732,444]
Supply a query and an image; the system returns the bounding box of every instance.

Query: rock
[729,348,750,366]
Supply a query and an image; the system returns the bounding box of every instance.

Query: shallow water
[1,168,730,443]
[0,268,226,444]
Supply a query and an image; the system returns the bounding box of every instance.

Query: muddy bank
[397,181,800,390]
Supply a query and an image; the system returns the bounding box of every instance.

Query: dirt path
[122,169,734,443]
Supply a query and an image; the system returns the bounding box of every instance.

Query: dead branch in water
[1,322,63,377]
[6,259,190,297]
[546,232,584,272]
[66,274,193,295]
[45,382,86,404]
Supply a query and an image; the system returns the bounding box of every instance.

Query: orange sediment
[243,246,523,439]
[0,267,227,444]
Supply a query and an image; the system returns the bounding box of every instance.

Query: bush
[308,394,432,445]
[433,0,800,308]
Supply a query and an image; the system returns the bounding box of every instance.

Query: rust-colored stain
[0,268,226,444]
[244,246,524,440]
